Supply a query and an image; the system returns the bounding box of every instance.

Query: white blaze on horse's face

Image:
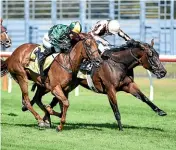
[0,32,12,48]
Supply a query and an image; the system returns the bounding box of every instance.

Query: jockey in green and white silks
[38,21,82,77]
[89,20,131,53]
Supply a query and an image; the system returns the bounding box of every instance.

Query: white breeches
[42,33,52,49]
[98,43,110,53]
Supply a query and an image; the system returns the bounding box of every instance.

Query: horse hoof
[38,121,46,128]
[44,122,51,128]
[21,105,28,112]
[56,126,62,132]
[158,110,167,116]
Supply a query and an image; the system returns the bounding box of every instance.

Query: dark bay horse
[1,35,101,131]
[25,39,167,131]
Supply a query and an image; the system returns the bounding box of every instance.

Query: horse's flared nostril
[160,70,167,78]
[6,40,11,44]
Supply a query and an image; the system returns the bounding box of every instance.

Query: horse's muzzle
[155,69,167,79]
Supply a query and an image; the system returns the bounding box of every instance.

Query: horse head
[0,25,12,48]
[130,39,167,79]
[81,34,102,64]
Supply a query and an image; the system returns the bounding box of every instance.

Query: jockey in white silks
[80,20,131,72]
[88,20,131,53]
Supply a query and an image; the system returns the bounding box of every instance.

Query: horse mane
[70,33,93,51]
[110,39,142,52]
[102,39,143,58]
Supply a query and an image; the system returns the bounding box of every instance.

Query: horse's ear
[151,39,154,47]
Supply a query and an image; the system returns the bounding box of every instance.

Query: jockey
[80,20,131,73]
[38,21,82,77]
[89,20,131,53]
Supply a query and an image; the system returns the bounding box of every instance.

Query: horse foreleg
[51,85,69,131]
[22,98,35,111]
[44,97,62,118]
[107,87,123,131]
[31,86,52,127]
[122,82,167,116]
[16,74,45,127]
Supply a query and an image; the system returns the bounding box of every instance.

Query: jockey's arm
[118,29,131,41]
[90,32,109,46]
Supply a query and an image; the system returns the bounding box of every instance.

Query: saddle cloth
[77,70,98,92]
[25,45,59,74]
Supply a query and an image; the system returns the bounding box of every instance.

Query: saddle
[25,45,59,75]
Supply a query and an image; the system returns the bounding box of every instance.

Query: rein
[104,47,142,70]
[130,48,142,64]
[52,54,72,73]
[54,37,100,74]
[82,38,99,60]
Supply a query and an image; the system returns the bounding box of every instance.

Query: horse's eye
[148,50,152,57]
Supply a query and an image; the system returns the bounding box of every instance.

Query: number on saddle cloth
[34,47,42,60]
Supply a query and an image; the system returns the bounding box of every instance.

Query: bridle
[82,37,99,60]
[54,37,101,74]
[0,30,11,47]
[82,37,101,67]
[130,45,160,71]
[130,48,142,64]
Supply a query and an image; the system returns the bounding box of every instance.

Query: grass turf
[1,78,176,150]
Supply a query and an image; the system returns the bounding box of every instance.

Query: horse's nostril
[160,70,166,77]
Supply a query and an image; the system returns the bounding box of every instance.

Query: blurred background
[0,0,176,79]
[1,0,176,55]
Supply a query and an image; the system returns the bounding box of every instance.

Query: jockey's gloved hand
[102,40,109,46]
[60,42,71,51]
[126,39,135,46]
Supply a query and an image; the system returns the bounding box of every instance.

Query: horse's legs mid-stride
[122,80,167,116]
[106,86,123,131]
[51,85,69,131]
[21,88,62,122]
[31,86,51,127]
[15,72,46,127]
[45,96,63,118]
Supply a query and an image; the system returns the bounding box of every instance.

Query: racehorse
[1,34,102,131]
[0,24,11,48]
[23,39,167,131]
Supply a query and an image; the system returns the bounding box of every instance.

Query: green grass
[1,78,176,150]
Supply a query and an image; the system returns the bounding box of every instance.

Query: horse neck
[113,48,141,70]
[66,42,84,72]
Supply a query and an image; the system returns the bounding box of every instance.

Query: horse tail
[1,59,9,77]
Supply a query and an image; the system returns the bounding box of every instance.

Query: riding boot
[38,47,55,77]
[80,60,93,73]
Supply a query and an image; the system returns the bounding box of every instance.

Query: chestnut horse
[24,39,167,131]
[1,35,102,131]
[0,24,11,48]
